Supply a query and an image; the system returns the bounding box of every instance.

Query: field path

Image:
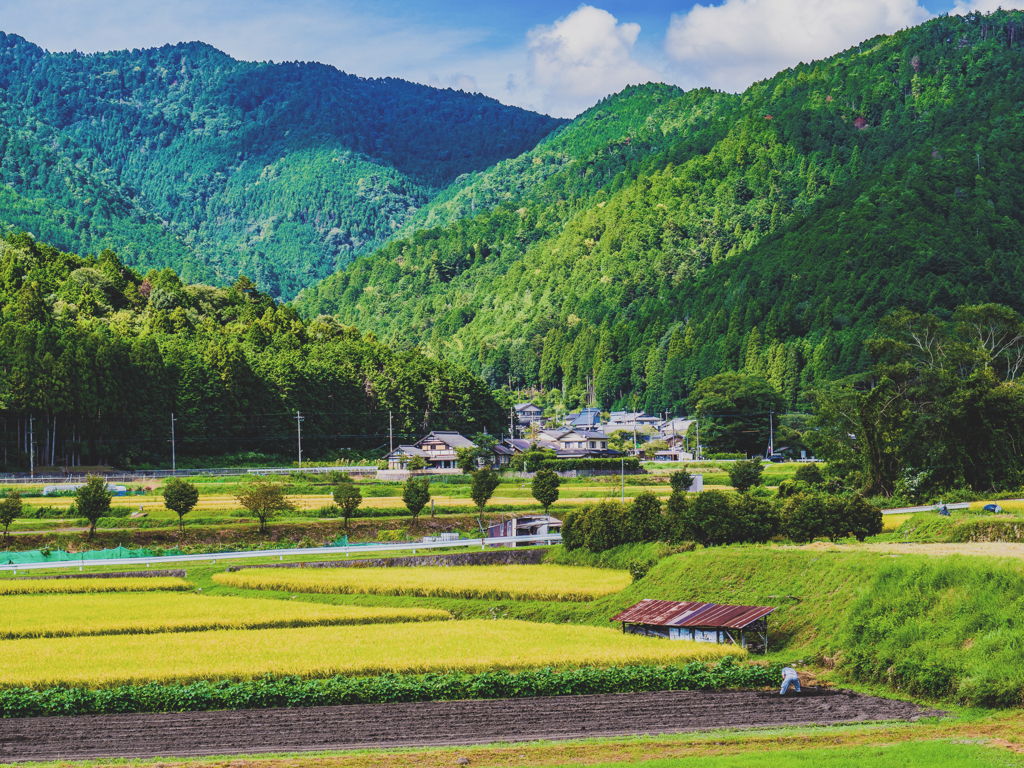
[0,689,938,761]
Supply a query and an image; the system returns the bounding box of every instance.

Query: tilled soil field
[0,689,939,761]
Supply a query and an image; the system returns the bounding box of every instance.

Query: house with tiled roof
[385,431,476,470]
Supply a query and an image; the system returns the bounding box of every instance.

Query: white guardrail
[880,502,971,515]
[0,534,563,574]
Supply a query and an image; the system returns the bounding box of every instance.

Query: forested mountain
[297,11,1024,414]
[0,33,562,298]
[0,233,503,471]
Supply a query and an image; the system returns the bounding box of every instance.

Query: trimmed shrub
[583,501,628,552]
[626,491,663,542]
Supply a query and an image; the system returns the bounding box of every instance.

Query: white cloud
[951,0,1024,15]
[425,73,480,93]
[525,5,659,117]
[665,0,931,93]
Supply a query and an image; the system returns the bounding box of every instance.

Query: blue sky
[2,0,1018,117]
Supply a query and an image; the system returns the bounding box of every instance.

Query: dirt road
[0,689,938,761]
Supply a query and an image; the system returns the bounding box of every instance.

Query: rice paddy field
[0,619,740,689]
[214,564,632,601]
[0,593,450,639]
[0,576,190,595]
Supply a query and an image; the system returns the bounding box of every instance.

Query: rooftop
[611,599,776,630]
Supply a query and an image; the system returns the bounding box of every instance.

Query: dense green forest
[810,303,1024,496]
[297,11,1024,417]
[0,233,504,472]
[0,33,562,298]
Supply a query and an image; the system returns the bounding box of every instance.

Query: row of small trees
[2,464,567,543]
[561,470,883,553]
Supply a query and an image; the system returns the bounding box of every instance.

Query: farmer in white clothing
[780,665,801,695]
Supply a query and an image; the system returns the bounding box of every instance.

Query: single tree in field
[669,468,695,494]
[471,467,501,511]
[162,478,199,533]
[0,490,22,541]
[76,476,113,540]
[728,458,764,493]
[471,467,502,532]
[332,481,363,530]
[531,468,561,514]
[235,478,296,533]
[402,476,431,523]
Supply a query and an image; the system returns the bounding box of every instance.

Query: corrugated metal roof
[610,599,776,630]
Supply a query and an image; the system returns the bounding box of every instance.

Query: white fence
[880,502,971,515]
[0,534,563,574]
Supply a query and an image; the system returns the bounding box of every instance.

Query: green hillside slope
[568,547,1024,706]
[385,83,740,239]
[0,33,563,297]
[298,11,1024,412]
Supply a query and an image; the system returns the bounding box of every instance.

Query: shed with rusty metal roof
[611,599,777,652]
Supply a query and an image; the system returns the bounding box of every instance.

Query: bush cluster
[563,464,882,551]
[779,493,883,543]
[0,658,780,718]
[561,492,664,552]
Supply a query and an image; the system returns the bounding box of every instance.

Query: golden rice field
[214,564,632,602]
[0,577,189,595]
[0,619,742,689]
[0,593,451,640]
[882,513,911,532]
[970,498,1024,512]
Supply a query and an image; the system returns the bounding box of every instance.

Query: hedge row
[538,458,642,472]
[0,658,781,718]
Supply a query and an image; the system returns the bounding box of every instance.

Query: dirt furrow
[0,689,939,761]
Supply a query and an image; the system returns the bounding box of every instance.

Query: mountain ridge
[294,10,1024,414]
[0,32,564,297]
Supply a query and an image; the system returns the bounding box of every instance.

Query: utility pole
[695,421,700,461]
[621,456,625,503]
[768,409,774,458]
[170,412,177,472]
[388,411,393,453]
[29,413,34,477]
[296,411,304,468]
[510,407,515,440]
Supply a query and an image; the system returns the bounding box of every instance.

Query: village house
[385,431,476,470]
[564,407,602,429]
[513,402,544,425]
[607,411,664,431]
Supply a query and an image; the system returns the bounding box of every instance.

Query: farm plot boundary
[0,690,941,761]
